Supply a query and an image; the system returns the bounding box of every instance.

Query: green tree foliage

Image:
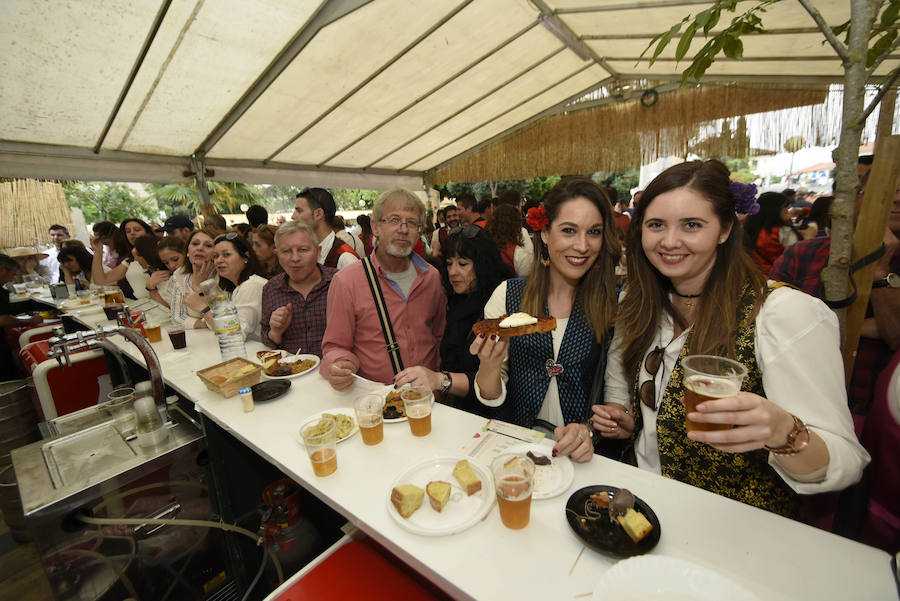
[436,176,564,203]
[590,168,640,202]
[330,188,380,211]
[63,182,159,223]
[147,181,265,215]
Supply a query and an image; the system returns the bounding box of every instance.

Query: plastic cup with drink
[681,354,748,432]
[144,322,162,343]
[491,453,535,529]
[355,394,385,445]
[401,388,433,437]
[167,327,187,350]
[300,416,338,477]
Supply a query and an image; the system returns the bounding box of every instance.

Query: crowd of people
[2,159,898,537]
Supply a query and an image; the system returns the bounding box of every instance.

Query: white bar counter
[60,308,897,601]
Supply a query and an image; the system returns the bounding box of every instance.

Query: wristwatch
[764,414,810,455]
[439,371,452,394]
[872,273,899,288]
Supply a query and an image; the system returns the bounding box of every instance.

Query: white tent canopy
[1,0,893,189]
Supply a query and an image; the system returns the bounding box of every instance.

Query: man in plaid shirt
[260,221,336,357]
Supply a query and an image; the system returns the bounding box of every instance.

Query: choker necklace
[672,290,702,308]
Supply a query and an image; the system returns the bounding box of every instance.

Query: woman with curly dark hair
[57,241,94,286]
[485,204,533,276]
[393,226,512,417]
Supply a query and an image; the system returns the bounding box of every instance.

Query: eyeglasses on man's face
[380,216,423,231]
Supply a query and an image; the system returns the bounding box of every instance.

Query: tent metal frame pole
[365,47,568,170]
[316,21,541,167]
[400,61,597,172]
[530,0,618,77]
[582,27,824,39]
[263,0,477,164]
[555,0,719,14]
[196,0,374,157]
[191,154,212,211]
[93,0,173,154]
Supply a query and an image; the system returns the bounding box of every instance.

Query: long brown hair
[617,160,766,382]
[485,204,524,248]
[521,178,618,342]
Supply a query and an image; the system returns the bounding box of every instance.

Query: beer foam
[684,374,740,398]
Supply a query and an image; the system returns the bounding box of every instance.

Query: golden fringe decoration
[0,179,73,248]
[430,84,827,185]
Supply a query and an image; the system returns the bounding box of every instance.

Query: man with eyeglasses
[320,188,446,389]
[292,187,359,270]
[430,204,459,258]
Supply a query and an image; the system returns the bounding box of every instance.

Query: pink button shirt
[320,252,446,385]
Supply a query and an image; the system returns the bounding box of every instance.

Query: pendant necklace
[672,290,702,308]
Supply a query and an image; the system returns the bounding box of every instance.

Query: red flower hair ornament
[526,205,549,232]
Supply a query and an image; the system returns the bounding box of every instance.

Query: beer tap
[47,325,167,419]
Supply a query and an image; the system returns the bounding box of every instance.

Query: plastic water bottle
[212,293,246,361]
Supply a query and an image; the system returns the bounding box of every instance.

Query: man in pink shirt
[320,188,447,389]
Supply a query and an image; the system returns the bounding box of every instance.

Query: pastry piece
[589,491,611,508]
[616,508,653,543]
[452,460,482,495]
[609,488,635,522]
[526,450,551,466]
[391,484,424,518]
[472,313,556,338]
[426,481,452,512]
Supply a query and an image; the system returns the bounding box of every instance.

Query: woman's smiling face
[540,196,604,286]
[187,233,214,265]
[641,185,731,294]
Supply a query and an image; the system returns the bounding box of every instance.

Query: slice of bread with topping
[452,460,482,496]
[391,484,424,518]
[426,480,452,512]
[616,508,653,543]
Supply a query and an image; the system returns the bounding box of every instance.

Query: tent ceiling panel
[558,0,849,38]
[0,1,156,148]
[373,53,603,170]
[322,26,564,168]
[273,0,540,166]
[587,32,841,62]
[404,64,608,172]
[209,0,462,160]
[608,58,844,77]
[107,0,321,155]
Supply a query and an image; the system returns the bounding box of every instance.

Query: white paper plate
[387,456,494,536]
[262,353,320,379]
[298,409,358,444]
[503,442,574,500]
[592,555,760,601]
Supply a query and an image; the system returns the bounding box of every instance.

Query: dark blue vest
[504,278,598,428]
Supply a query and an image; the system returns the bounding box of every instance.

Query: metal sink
[41,422,136,488]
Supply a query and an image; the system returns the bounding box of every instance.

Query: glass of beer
[681,354,748,432]
[492,453,535,529]
[144,322,162,343]
[355,394,385,445]
[103,288,125,305]
[300,416,338,477]
[401,388,433,437]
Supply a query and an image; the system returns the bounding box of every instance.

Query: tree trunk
[821,0,880,325]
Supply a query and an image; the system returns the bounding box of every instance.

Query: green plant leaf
[695,8,712,30]
[723,35,744,59]
[880,2,899,28]
[704,8,721,34]
[676,22,698,61]
[868,30,897,68]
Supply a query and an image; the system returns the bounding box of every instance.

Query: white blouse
[230,275,266,341]
[604,284,870,494]
[125,261,150,299]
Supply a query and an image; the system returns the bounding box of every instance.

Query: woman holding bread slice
[471,178,620,463]
[393,226,512,417]
[595,160,868,518]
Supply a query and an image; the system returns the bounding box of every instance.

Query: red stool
[267,536,453,601]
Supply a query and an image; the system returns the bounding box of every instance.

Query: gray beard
[385,242,413,258]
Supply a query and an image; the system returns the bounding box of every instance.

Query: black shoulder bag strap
[361,257,404,374]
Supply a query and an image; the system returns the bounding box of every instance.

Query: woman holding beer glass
[595,160,867,518]
[471,178,619,463]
